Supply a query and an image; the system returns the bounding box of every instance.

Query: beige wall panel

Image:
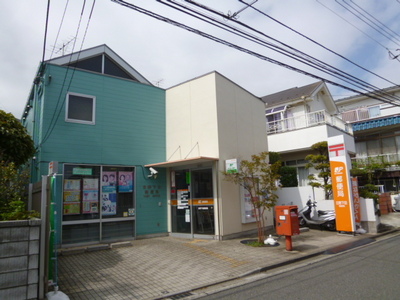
[166,74,219,160]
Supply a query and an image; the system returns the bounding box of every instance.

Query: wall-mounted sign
[48,161,58,175]
[73,167,93,176]
[225,158,238,174]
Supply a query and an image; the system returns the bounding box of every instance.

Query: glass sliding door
[171,169,191,233]
[170,168,215,237]
[192,169,214,235]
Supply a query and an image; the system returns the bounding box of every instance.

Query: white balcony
[267,110,353,135]
[352,153,400,169]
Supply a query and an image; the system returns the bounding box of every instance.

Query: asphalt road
[197,234,400,300]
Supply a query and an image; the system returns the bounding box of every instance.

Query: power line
[174,0,400,104]
[238,0,399,91]
[41,0,51,64]
[111,0,400,107]
[348,0,400,42]
[41,0,96,146]
[316,0,389,50]
[50,0,70,59]
[338,0,400,46]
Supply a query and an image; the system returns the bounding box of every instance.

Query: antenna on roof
[53,37,76,56]
[153,79,164,87]
[226,0,258,20]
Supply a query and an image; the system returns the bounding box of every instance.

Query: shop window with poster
[62,164,135,244]
[101,167,135,218]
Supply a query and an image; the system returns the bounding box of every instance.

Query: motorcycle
[298,199,336,231]
[393,195,400,212]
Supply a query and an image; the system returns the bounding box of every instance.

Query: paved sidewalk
[57,213,400,300]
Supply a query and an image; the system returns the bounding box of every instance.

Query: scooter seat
[318,210,333,215]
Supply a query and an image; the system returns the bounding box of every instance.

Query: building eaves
[167,70,262,102]
[45,44,152,85]
[261,81,322,106]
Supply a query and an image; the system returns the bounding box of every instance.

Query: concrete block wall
[0,220,41,300]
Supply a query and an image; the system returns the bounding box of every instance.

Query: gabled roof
[261,81,322,106]
[45,44,151,85]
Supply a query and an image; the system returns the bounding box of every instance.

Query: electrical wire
[174,0,400,104]
[348,0,400,42]
[41,0,51,64]
[41,0,96,146]
[316,0,389,50]
[111,0,400,106]
[50,0,70,59]
[338,0,400,46]
[238,0,399,89]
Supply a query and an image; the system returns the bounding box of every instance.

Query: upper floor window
[66,92,96,125]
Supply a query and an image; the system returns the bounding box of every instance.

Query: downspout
[215,160,223,241]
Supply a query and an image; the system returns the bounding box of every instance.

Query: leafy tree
[223,152,281,243]
[279,166,298,187]
[350,159,382,204]
[269,152,298,187]
[0,110,36,167]
[0,110,38,220]
[0,161,39,220]
[305,141,332,199]
[268,152,281,164]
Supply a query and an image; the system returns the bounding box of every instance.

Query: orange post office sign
[330,161,354,232]
[328,136,356,233]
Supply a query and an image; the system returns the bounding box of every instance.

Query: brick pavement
[57,213,400,300]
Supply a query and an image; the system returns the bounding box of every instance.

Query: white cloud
[1,0,399,118]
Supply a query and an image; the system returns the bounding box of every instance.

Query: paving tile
[57,216,400,300]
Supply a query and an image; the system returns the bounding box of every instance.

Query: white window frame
[65,92,96,125]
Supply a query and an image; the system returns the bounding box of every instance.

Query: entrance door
[171,168,215,237]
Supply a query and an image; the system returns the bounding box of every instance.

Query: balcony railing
[352,153,400,168]
[267,110,353,135]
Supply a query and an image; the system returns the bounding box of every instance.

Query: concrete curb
[155,228,400,300]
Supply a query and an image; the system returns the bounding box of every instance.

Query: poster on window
[241,186,257,223]
[102,193,117,215]
[63,191,81,202]
[82,178,99,214]
[83,178,98,190]
[64,179,80,191]
[118,171,133,192]
[63,202,80,215]
[82,201,98,214]
[63,179,81,203]
[102,172,117,193]
[83,190,98,201]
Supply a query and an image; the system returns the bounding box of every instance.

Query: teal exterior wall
[26,63,167,237]
[37,64,165,167]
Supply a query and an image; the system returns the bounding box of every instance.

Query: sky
[1,0,400,118]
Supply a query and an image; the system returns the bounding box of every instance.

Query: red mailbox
[275,205,300,236]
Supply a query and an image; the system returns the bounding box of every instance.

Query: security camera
[148,167,158,178]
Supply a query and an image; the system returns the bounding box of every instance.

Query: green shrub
[0,161,39,221]
[279,166,298,187]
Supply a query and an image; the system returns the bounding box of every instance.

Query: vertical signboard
[328,136,356,233]
[352,177,361,225]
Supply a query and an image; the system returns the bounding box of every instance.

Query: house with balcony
[336,85,400,193]
[261,81,355,208]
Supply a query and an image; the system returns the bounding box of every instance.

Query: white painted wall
[166,72,271,238]
[268,125,330,153]
[275,186,333,210]
[214,73,271,236]
[166,74,219,160]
